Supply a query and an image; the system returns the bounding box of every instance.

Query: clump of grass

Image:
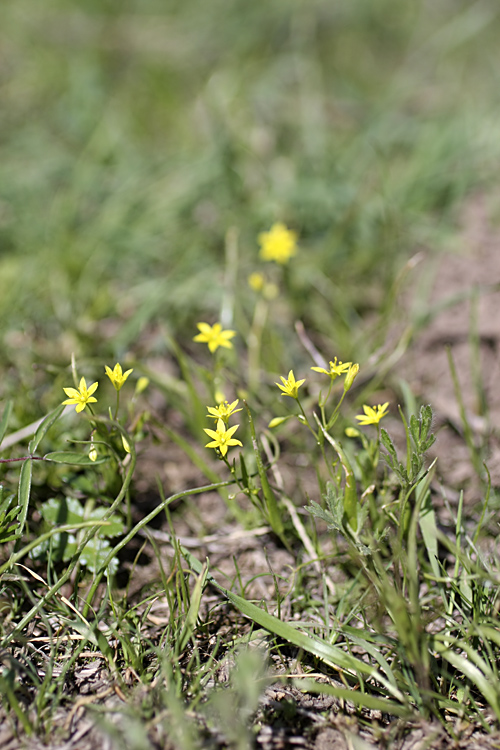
[1,243,499,745]
[2,1,500,746]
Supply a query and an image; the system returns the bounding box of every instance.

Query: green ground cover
[1,1,500,747]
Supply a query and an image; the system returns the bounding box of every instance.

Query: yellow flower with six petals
[105,363,133,391]
[207,400,242,423]
[311,358,352,379]
[204,418,242,457]
[193,322,236,353]
[355,402,389,426]
[62,377,98,413]
[276,370,305,399]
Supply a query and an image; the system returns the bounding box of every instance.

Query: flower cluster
[62,363,135,414]
[204,399,242,457]
[273,357,388,429]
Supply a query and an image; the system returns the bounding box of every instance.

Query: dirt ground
[3,196,500,749]
[397,196,500,499]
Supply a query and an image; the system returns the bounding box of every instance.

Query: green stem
[248,296,269,392]
[114,390,120,420]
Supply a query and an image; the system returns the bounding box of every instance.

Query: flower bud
[344,363,360,391]
[268,416,289,428]
[345,427,361,438]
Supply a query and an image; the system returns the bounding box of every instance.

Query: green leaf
[0,401,13,448]
[176,563,208,655]
[43,451,108,466]
[29,404,65,453]
[41,496,86,525]
[419,491,441,584]
[32,534,120,575]
[0,501,21,543]
[41,497,124,537]
[433,641,500,720]
[78,537,120,575]
[293,678,410,717]
[15,459,32,540]
[380,428,397,462]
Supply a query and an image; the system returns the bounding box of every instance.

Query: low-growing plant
[0,226,499,745]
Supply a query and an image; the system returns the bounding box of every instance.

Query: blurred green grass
[1,0,500,410]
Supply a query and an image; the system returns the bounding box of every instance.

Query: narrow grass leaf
[0,674,33,735]
[176,563,208,655]
[419,488,440,583]
[434,644,500,719]
[183,547,406,703]
[292,678,411,717]
[0,401,13,448]
[15,459,32,540]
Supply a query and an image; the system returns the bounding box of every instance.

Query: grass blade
[183,546,407,704]
[0,401,13,448]
[15,459,32,540]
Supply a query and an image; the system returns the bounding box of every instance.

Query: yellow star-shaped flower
[311,357,352,380]
[105,363,133,391]
[276,370,305,399]
[193,322,236,354]
[258,223,298,264]
[355,402,389,426]
[62,377,98,413]
[206,400,242,423]
[204,418,243,457]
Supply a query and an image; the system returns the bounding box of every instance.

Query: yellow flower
[248,272,265,292]
[276,370,305,399]
[355,402,389,426]
[89,444,98,462]
[193,322,236,353]
[62,377,98,413]
[105,363,133,391]
[207,400,242,422]
[311,357,352,380]
[204,418,243,457]
[258,223,298,264]
[121,434,131,454]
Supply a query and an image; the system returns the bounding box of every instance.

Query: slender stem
[0,456,45,464]
[248,296,268,392]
